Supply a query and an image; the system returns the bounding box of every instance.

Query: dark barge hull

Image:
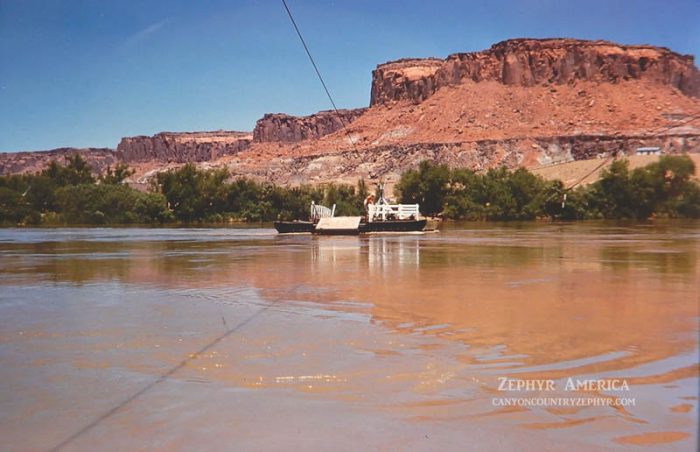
[273,221,315,233]
[314,228,361,236]
[359,219,427,233]
[275,219,428,234]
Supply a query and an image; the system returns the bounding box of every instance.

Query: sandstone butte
[2,38,700,192]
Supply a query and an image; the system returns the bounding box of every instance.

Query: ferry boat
[271,4,437,236]
[274,185,432,235]
[273,201,334,233]
[357,186,427,233]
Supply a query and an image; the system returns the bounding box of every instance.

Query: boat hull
[314,228,361,235]
[359,219,427,233]
[274,219,429,234]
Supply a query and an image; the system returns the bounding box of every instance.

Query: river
[0,222,698,451]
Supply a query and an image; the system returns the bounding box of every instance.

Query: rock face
[2,38,699,186]
[115,109,367,163]
[219,133,700,193]
[0,148,117,175]
[371,38,700,105]
[117,131,252,163]
[253,109,367,142]
[369,59,444,107]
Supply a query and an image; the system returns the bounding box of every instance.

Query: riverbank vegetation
[0,156,367,225]
[396,157,700,220]
[0,157,172,225]
[154,164,368,222]
[0,155,698,226]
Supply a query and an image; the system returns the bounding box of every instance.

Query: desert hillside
[2,38,699,191]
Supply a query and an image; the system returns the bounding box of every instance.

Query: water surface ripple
[0,222,697,451]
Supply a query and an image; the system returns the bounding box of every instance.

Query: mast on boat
[364,183,421,223]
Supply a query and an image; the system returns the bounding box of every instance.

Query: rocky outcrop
[371,38,700,105]
[2,38,699,187]
[223,133,700,188]
[0,148,117,175]
[115,109,368,163]
[117,131,251,163]
[369,59,444,106]
[253,109,367,142]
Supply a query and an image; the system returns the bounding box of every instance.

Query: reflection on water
[0,222,698,451]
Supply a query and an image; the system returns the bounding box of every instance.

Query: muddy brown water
[0,222,697,451]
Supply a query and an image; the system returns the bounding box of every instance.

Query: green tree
[676,183,700,218]
[323,183,362,216]
[155,164,229,221]
[56,184,171,224]
[43,154,95,186]
[101,163,135,185]
[227,178,264,220]
[444,168,483,220]
[396,161,450,216]
[588,159,636,219]
[587,156,700,219]
[355,178,369,213]
[629,155,698,218]
[0,187,40,225]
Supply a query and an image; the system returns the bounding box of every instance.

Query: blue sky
[1,0,698,152]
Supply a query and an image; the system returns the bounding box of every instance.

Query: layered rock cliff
[113,109,368,164]
[1,38,699,185]
[221,133,700,187]
[0,148,117,175]
[252,109,367,142]
[371,38,700,105]
[117,131,252,163]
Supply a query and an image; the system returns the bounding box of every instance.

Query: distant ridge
[2,38,699,190]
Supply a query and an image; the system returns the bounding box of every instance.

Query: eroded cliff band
[1,38,698,185]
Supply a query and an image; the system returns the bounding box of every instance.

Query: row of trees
[154,164,368,222]
[0,156,172,225]
[0,156,368,225]
[395,156,700,220]
[1,155,698,225]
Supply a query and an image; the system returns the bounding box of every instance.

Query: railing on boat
[367,203,420,222]
[310,202,336,221]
